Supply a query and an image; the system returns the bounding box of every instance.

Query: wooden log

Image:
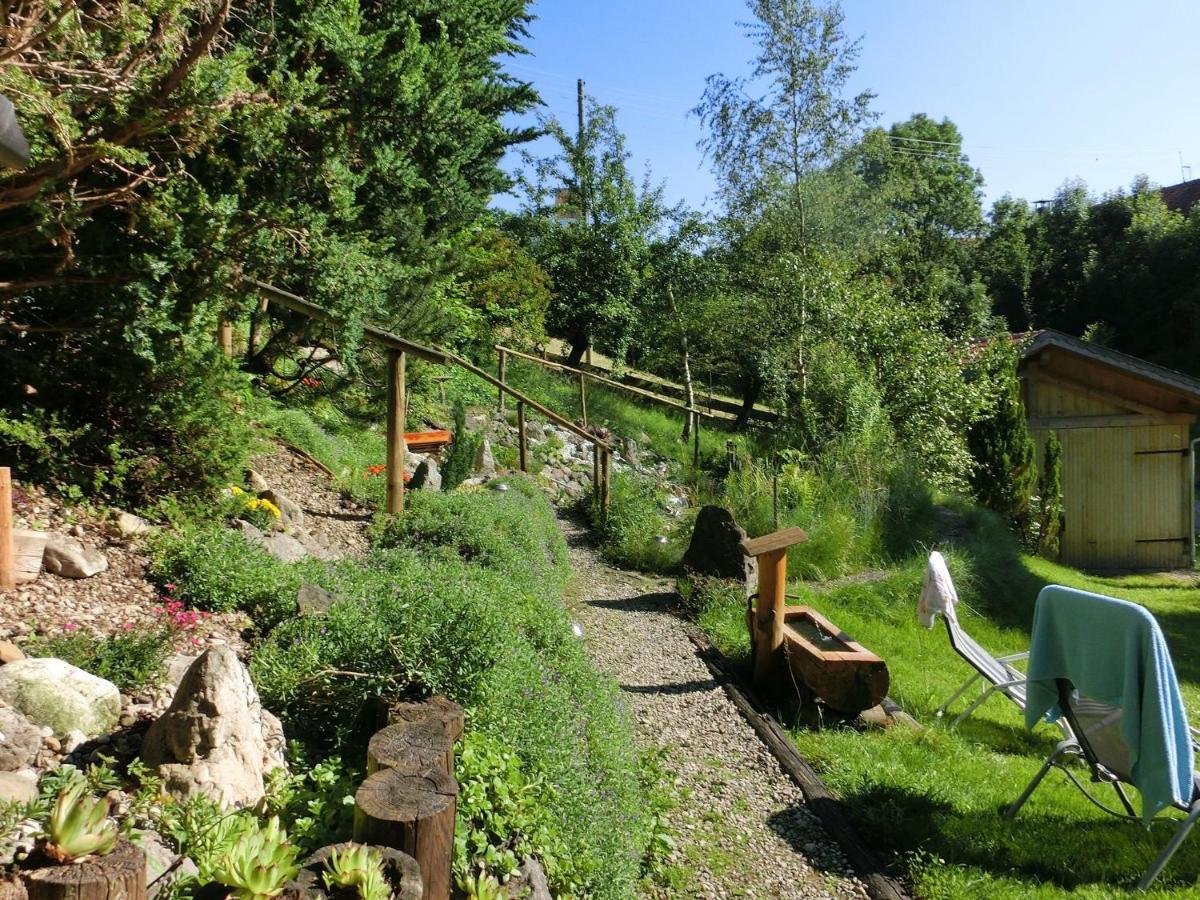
[0,876,26,900]
[368,722,453,777]
[22,838,147,900]
[687,630,909,900]
[0,467,13,591]
[12,529,47,583]
[353,768,457,900]
[388,696,465,743]
[579,373,588,426]
[497,348,506,412]
[518,401,528,473]
[386,351,407,515]
[753,547,788,686]
[288,843,421,900]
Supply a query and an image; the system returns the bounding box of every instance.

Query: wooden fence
[249,281,615,517]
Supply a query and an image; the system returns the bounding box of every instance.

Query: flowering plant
[224,486,284,530]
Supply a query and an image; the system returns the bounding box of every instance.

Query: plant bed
[283,844,421,900]
[19,837,145,900]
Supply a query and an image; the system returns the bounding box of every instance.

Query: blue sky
[496,0,1200,215]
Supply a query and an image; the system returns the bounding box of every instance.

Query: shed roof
[1019,329,1200,415]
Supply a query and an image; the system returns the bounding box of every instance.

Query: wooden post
[0,468,13,592]
[247,295,269,360]
[217,318,234,356]
[741,527,809,690]
[592,444,600,502]
[517,401,528,473]
[579,373,588,426]
[354,768,457,900]
[22,837,146,900]
[386,351,407,515]
[601,449,611,518]
[368,723,453,778]
[497,348,506,412]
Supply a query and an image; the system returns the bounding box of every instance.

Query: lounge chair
[1006,586,1200,889]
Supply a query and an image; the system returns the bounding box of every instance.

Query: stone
[115,511,153,537]
[0,703,42,771]
[680,506,758,595]
[62,729,87,755]
[410,458,442,491]
[0,659,121,738]
[258,489,305,528]
[297,584,341,616]
[0,641,24,665]
[293,530,339,562]
[473,437,496,474]
[246,469,271,492]
[136,828,199,898]
[0,771,36,804]
[165,654,200,689]
[142,647,286,809]
[260,532,310,563]
[235,519,264,543]
[69,524,86,539]
[516,856,552,900]
[563,479,585,500]
[42,534,107,579]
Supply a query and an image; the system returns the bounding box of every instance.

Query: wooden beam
[386,351,406,515]
[578,372,588,426]
[0,468,13,592]
[517,401,528,473]
[741,526,809,558]
[753,547,788,686]
[497,348,506,412]
[1028,414,1193,430]
[252,280,453,365]
[601,449,611,517]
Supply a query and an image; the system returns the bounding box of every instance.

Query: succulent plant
[212,816,300,900]
[43,783,119,863]
[323,844,391,900]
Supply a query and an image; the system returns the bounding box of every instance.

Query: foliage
[441,403,483,492]
[43,783,118,864]
[1035,430,1064,560]
[253,481,648,895]
[24,626,174,694]
[966,343,1037,537]
[149,523,308,631]
[212,816,301,900]
[693,0,876,211]
[263,749,359,856]
[587,474,687,573]
[322,843,389,900]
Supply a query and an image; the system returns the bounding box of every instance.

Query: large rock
[410,458,442,491]
[297,584,340,616]
[0,658,121,737]
[0,771,36,804]
[115,511,153,538]
[258,489,304,529]
[0,641,24,665]
[681,506,758,595]
[473,437,496,474]
[142,647,286,809]
[42,534,107,579]
[0,703,42,771]
[236,521,308,563]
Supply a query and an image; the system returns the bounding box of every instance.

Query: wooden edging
[686,628,910,900]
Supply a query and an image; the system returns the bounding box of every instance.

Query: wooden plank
[403,431,452,453]
[687,629,909,900]
[497,348,506,412]
[0,468,12,591]
[386,351,406,515]
[252,279,453,365]
[741,526,809,558]
[579,372,588,426]
[1028,414,1192,430]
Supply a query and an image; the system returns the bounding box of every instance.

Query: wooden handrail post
[517,401,528,472]
[0,467,13,592]
[741,527,808,689]
[578,372,588,426]
[592,444,600,504]
[386,351,407,515]
[497,348,506,412]
[600,449,611,519]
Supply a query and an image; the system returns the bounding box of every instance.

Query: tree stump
[388,696,464,743]
[367,722,453,777]
[353,768,457,900]
[284,843,422,900]
[21,838,146,900]
[0,877,27,900]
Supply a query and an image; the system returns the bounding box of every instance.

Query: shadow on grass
[837,782,1200,892]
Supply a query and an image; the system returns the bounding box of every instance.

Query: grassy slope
[704,504,1200,898]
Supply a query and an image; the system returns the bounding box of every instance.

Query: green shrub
[1035,431,1064,559]
[149,524,307,631]
[252,481,647,896]
[441,402,482,492]
[588,474,687,574]
[24,627,173,692]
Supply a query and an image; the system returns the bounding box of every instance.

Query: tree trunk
[367,722,453,777]
[735,381,761,430]
[21,839,146,900]
[388,696,464,744]
[565,330,588,368]
[668,281,696,440]
[354,768,457,900]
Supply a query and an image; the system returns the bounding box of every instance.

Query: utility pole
[577,78,588,226]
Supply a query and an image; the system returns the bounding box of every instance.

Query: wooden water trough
[742,529,889,714]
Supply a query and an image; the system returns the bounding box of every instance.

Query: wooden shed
[1019,331,1200,570]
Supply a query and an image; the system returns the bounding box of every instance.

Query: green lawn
[703,505,1200,898]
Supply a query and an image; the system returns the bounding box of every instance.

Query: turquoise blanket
[1025,585,1194,823]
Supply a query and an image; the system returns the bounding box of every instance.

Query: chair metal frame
[1005,679,1200,890]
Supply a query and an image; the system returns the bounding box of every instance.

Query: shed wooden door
[1057,424,1189,569]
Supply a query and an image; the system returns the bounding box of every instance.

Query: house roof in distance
[1160,177,1200,215]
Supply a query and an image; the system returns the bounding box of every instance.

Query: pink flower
[62,622,78,632]
[164,583,176,593]
[120,621,135,631]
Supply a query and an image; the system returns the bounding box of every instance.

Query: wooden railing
[249,280,614,516]
[496,343,712,467]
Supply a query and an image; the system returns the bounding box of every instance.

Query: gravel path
[559,513,867,899]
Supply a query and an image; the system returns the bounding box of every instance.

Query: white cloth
[918,551,958,629]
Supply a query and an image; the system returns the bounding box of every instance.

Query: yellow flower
[229,486,245,495]
[247,498,282,519]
